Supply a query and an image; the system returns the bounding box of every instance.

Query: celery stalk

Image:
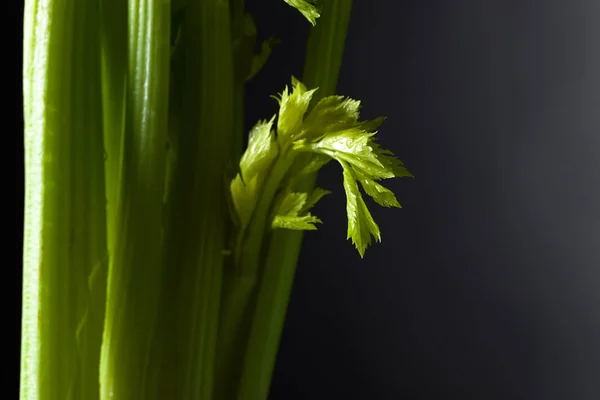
[20,2,395,400]
[231,0,247,160]
[99,0,170,398]
[99,0,127,254]
[21,0,108,398]
[235,2,354,399]
[155,0,235,398]
[302,0,353,98]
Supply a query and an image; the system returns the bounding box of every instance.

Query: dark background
[10,1,600,399]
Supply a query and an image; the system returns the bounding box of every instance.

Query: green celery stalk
[231,0,247,160]
[21,2,387,400]
[301,0,353,97]
[99,0,170,398]
[99,0,127,255]
[155,0,235,398]
[235,2,354,399]
[21,0,108,398]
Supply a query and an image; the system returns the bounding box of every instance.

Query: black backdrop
[11,1,600,399]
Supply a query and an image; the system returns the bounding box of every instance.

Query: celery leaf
[284,0,321,26]
[342,164,381,257]
[301,95,361,139]
[275,192,308,217]
[295,129,392,179]
[353,169,401,208]
[232,78,412,257]
[230,117,278,227]
[272,214,322,230]
[240,116,278,181]
[274,77,317,139]
[286,91,413,255]
[271,191,323,231]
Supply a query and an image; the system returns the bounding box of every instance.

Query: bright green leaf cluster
[230,116,278,229]
[230,78,412,258]
[284,0,321,26]
[271,191,322,230]
[274,77,318,139]
[269,187,331,231]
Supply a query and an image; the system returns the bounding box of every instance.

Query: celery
[21,0,107,398]
[233,73,413,399]
[99,0,170,398]
[157,0,235,398]
[234,2,356,398]
[99,0,127,254]
[21,1,412,399]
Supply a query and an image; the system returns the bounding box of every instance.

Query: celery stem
[99,0,170,398]
[235,3,354,399]
[99,0,127,255]
[216,146,296,399]
[156,0,236,398]
[21,0,108,398]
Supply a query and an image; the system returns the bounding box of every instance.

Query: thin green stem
[99,0,170,398]
[236,2,354,399]
[216,145,296,400]
[240,146,297,277]
[302,0,352,99]
[21,0,107,399]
